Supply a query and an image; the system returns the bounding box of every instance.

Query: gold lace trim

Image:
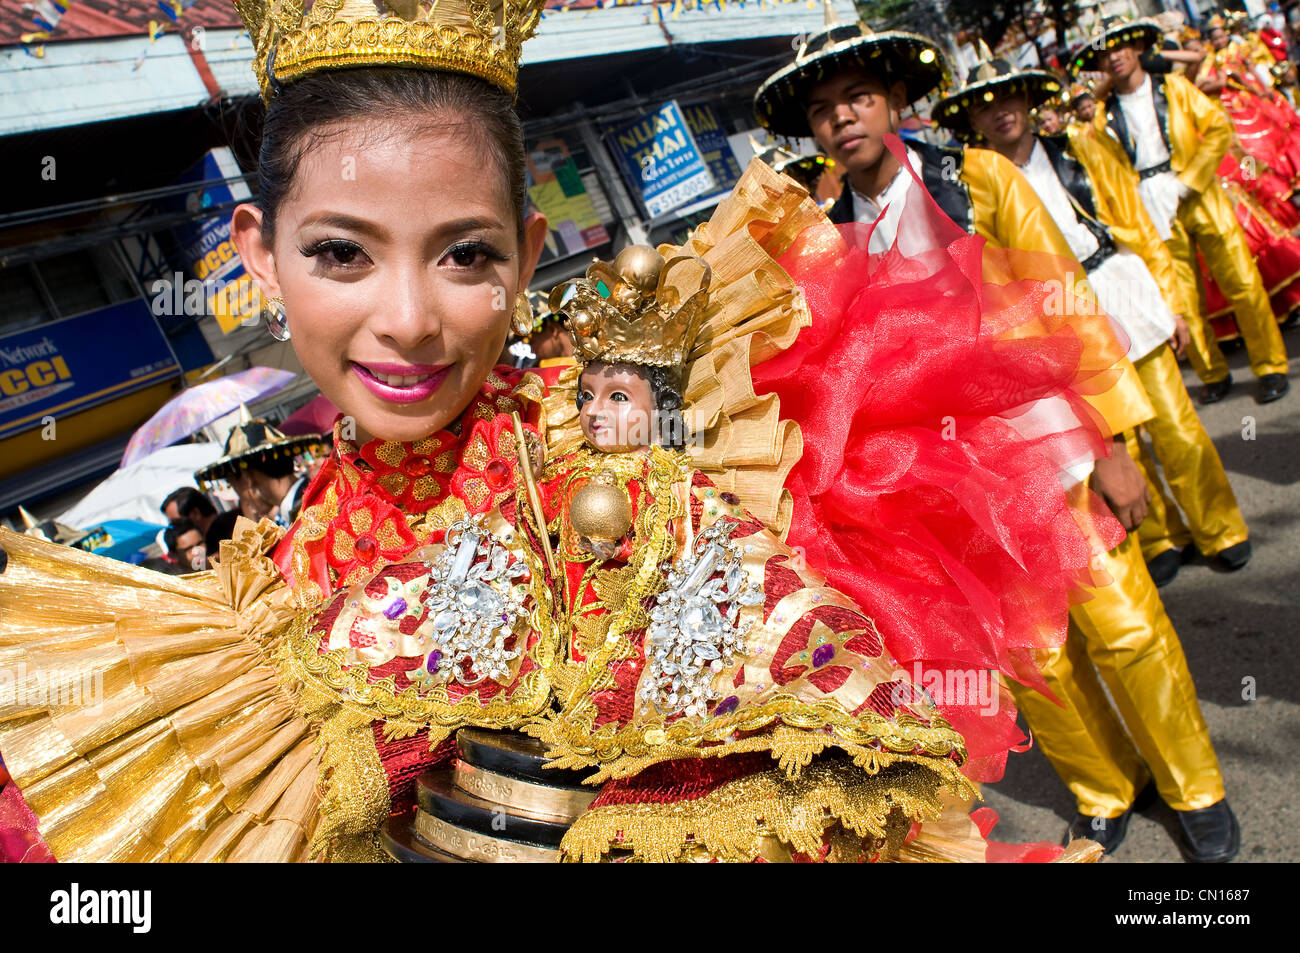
[281,585,554,751]
[524,710,967,786]
[561,758,969,863]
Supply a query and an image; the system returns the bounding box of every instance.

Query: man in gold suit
[932,54,1251,587]
[755,9,1239,861]
[1071,18,1291,406]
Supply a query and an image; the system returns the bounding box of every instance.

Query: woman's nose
[370,267,441,350]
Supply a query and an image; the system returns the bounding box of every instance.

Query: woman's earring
[265,296,291,342]
[511,292,535,338]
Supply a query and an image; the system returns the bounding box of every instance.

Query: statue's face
[578,362,657,453]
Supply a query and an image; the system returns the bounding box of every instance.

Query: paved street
[985,325,1300,862]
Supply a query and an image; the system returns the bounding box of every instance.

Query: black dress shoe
[1146,548,1183,587]
[1062,783,1157,854]
[1216,540,1252,571]
[1176,799,1240,863]
[1198,375,1233,405]
[1256,373,1290,404]
[1064,811,1133,853]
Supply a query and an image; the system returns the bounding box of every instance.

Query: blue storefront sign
[166,148,262,335]
[680,101,743,206]
[0,299,180,441]
[608,100,716,218]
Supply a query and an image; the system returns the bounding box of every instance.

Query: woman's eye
[301,239,370,269]
[442,241,505,269]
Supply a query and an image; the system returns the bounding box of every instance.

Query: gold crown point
[551,246,712,368]
[234,0,545,101]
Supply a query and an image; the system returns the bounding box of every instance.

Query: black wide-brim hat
[1066,18,1162,74]
[195,418,326,487]
[755,20,949,138]
[933,59,1065,142]
[775,153,834,191]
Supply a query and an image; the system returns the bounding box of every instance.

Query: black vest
[1103,76,1173,168]
[828,140,974,234]
[1036,133,1116,258]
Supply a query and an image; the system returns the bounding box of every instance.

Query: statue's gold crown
[231,0,544,102]
[548,246,712,368]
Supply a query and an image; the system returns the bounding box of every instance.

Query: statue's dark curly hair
[576,362,687,451]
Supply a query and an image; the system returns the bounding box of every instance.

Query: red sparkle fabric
[0,784,53,863]
[752,139,1126,782]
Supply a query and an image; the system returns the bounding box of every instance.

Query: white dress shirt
[1115,75,1185,239]
[1017,140,1176,361]
[275,476,307,528]
[850,147,946,255]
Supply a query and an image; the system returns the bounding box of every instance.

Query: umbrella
[280,394,340,436]
[59,443,224,529]
[122,367,297,466]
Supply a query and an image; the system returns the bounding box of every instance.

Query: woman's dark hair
[164,519,201,557]
[256,67,528,244]
[576,362,687,451]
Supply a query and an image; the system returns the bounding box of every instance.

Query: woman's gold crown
[232,0,544,101]
[548,246,713,368]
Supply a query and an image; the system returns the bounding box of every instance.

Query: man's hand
[1092,439,1149,531]
[1168,314,1191,357]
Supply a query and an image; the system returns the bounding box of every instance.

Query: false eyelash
[298,238,364,258]
[447,239,510,263]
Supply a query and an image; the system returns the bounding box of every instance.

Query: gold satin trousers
[1166,181,1289,382]
[1127,345,1249,560]
[1010,533,1225,816]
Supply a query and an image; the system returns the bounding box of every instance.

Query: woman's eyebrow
[298,212,389,239]
[296,214,504,240]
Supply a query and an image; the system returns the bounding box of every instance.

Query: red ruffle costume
[1201,176,1300,339]
[751,165,1125,783]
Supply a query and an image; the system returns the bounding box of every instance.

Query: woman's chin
[341,405,456,445]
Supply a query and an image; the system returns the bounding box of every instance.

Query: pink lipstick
[351,361,451,404]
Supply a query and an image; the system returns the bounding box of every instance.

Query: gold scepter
[510,412,557,580]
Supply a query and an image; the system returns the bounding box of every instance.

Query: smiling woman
[231,67,549,445]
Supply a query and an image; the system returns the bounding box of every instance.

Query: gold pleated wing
[0,521,318,862]
[543,158,824,540]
